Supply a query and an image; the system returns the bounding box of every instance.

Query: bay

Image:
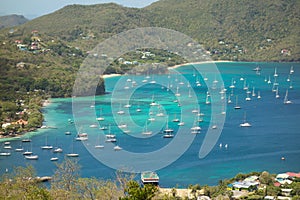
[1,62,300,188]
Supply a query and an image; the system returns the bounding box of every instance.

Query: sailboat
[290,66,294,74]
[53,138,63,153]
[234,96,241,109]
[114,144,122,151]
[150,94,158,106]
[142,121,152,135]
[205,92,211,104]
[96,108,105,121]
[274,67,278,77]
[227,95,232,104]
[172,114,180,122]
[240,112,251,127]
[245,92,251,101]
[25,154,39,160]
[257,91,261,99]
[191,115,201,133]
[41,135,53,150]
[163,116,174,138]
[66,141,79,157]
[275,87,280,99]
[283,89,292,104]
[105,125,117,143]
[23,143,33,155]
[15,143,24,152]
[267,75,272,84]
[95,135,105,149]
[251,87,256,97]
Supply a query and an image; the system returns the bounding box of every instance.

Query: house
[281,188,292,197]
[231,181,259,191]
[286,172,300,179]
[264,196,275,200]
[16,62,26,69]
[276,173,293,185]
[281,49,290,56]
[11,119,28,126]
[1,123,11,129]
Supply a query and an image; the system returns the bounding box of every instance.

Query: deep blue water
[1,62,300,187]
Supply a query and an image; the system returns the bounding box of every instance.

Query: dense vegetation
[1,159,300,200]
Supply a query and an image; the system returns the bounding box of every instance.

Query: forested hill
[0,15,28,29]
[10,0,300,61]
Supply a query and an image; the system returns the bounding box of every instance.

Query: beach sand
[169,60,232,69]
[102,73,122,79]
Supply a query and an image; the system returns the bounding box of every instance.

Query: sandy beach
[169,60,233,69]
[102,73,122,79]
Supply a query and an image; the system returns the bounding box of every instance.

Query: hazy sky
[0,0,158,19]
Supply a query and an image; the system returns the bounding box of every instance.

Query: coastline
[0,99,52,142]
[169,60,233,69]
[102,73,122,79]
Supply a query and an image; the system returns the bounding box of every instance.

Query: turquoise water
[1,62,300,187]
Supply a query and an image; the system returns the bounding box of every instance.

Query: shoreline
[102,73,122,79]
[169,60,233,69]
[0,99,52,142]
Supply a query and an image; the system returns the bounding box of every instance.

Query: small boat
[0,152,11,156]
[89,124,97,128]
[23,151,33,155]
[257,91,261,99]
[41,135,53,150]
[163,133,174,138]
[163,116,174,134]
[141,171,159,185]
[66,141,79,157]
[275,87,280,99]
[240,112,251,127]
[66,153,79,157]
[290,66,294,74]
[245,92,251,101]
[191,116,201,133]
[274,67,278,77]
[53,147,63,153]
[99,126,108,130]
[283,89,292,104]
[234,96,241,109]
[15,147,24,152]
[4,142,10,145]
[50,157,59,161]
[95,135,104,149]
[25,155,39,160]
[3,145,12,149]
[65,131,71,135]
[142,122,152,135]
[172,114,180,122]
[22,138,31,142]
[114,145,122,151]
[252,66,261,71]
[75,133,88,141]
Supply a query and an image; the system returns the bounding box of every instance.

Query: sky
[0,0,158,19]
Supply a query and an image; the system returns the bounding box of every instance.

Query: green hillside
[8,0,300,61]
[145,0,300,61]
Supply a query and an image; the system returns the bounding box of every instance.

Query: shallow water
[1,62,300,187]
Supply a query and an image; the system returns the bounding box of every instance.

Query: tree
[120,180,158,200]
[50,158,81,199]
[0,165,52,199]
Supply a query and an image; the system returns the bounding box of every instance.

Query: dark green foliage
[120,180,158,200]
